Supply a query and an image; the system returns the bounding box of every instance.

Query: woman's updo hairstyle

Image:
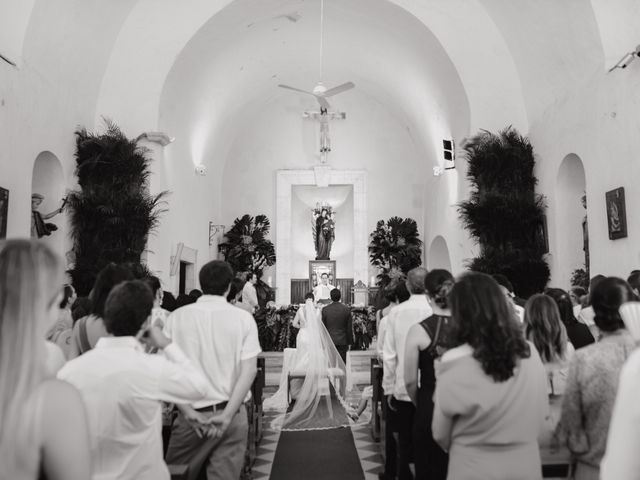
[424,269,455,309]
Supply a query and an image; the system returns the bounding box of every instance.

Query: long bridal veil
[264,301,350,431]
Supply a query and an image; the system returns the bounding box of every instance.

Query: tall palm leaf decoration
[458,126,549,298]
[218,214,276,275]
[67,119,168,295]
[369,216,422,288]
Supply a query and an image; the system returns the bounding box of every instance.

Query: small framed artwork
[605,187,627,240]
[0,187,8,239]
[309,260,336,290]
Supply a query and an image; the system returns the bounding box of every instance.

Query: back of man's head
[406,267,427,294]
[103,280,154,336]
[200,261,234,296]
[330,288,341,302]
[394,282,411,303]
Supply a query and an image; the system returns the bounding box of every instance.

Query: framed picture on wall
[0,187,8,239]
[605,187,627,240]
[309,260,336,290]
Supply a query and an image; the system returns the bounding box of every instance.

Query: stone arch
[554,153,587,287]
[428,235,452,272]
[31,151,66,257]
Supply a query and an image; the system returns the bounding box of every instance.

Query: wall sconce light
[136,132,175,146]
[195,164,208,176]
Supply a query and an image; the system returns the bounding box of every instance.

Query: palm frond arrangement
[67,119,168,295]
[218,214,276,275]
[369,216,422,288]
[458,126,550,298]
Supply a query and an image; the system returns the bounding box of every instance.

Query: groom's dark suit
[321,301,354,363]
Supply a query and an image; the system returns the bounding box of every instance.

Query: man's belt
[194,401,228,413]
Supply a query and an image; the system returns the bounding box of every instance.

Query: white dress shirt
[313,283,335,301]
[242,282,259,312]
[57,336,213,480]
[382,294,432,401]
[164,295,262,408]
[600,349,640,479]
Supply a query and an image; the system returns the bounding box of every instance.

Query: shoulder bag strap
[77,317,92,354]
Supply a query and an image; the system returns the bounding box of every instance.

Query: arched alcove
[31,151,66,258]
[428,235,452,272]
[554,154,587,287]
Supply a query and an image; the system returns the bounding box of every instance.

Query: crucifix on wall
[303,108,346,163]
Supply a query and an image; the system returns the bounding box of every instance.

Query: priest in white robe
[313,273,335,302]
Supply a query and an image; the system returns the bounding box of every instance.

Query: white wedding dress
[264,300,349,431]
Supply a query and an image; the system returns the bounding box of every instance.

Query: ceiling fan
[278,0,355,110]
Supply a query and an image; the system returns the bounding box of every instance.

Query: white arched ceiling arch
[94,0,529,145]
[590,0,640,69]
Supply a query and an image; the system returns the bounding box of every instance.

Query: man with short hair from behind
[321,287,354,363]
[58,280,214,480]
[164,260,261,480]
[382,267,432,479]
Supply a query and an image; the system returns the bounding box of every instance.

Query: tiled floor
[252,387,383,480]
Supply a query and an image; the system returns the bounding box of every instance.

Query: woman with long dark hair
[545,288,594,349]
[432,273,547,480]
[404,269,456,480]
[556,277,636,480]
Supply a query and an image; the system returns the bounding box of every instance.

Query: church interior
[2,1,640,479]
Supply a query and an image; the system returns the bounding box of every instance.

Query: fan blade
[278,84,315,96]
[317,96,331,109]
[321,82,355,98]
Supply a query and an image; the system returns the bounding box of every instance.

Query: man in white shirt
[382,267,431,480]
[242,272,259,313]
[165,260,261,480]
[313,272,335,302]
[58,280,213,480]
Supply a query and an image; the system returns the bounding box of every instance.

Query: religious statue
[31,193,66,238]
[312,203,335,260]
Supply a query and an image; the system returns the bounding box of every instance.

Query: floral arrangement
[368,216,422,289]
[218,214,276,275]
[255,304,377,352]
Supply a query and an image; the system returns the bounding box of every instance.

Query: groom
[321,288,354,363]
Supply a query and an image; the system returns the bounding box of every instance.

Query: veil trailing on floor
[264,300,350,431]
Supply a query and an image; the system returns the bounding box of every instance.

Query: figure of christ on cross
[303,108,346,163]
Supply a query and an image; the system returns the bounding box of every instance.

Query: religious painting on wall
[312,202,336,260]
[309,260,336,303]
[0,187,8,239]
[605,187,627,240]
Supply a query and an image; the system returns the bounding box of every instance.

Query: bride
[264,292,349,430]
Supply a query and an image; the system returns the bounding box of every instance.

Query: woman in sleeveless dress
[0,239,90,480]
[405,269,456,480]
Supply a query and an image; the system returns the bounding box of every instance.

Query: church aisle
[253,407,383,479]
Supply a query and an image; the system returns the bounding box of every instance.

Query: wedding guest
[569,286,587,317]
[578,274,606,339]
[432,273,547,480]
[164,260,261,480]
[46,283,76,357]
[523,294,574,448]
[175,293,195,309]
[58,280,214,480]
[144,275,168,328]
[161,290,178,312]
[383,267,431,480]
[556,277,636,480]
[189,288,203,301]
[68,263,134,358]
[492,273,525,321]
[626,270,640,299]
[600,348,640,479]
[242,272,259,313]
[404,269,456,480]
[0,239,91,480]
[545,288,595,349]
[377,281,409,480]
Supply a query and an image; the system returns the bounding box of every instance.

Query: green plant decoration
[67,120,168,295]
[458,126,550,298]
[218,214,276,275]
[369,216,422,289]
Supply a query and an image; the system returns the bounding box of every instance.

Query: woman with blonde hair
[0,239,90,480]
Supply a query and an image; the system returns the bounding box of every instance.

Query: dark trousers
[413,402,448,480]
[382,395,398,479]
[389,398,415,480]
[336,345,348,364]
